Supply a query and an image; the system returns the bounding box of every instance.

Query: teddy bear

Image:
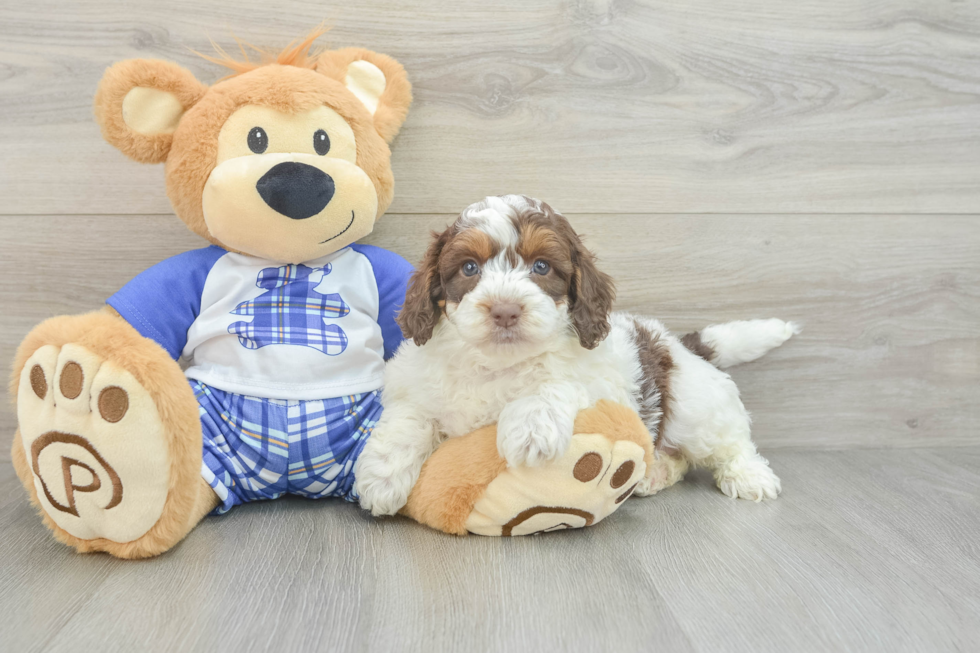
[10,30,657,558]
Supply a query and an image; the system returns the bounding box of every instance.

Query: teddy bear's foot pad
[466,433,647,536]
[17,344,172,543]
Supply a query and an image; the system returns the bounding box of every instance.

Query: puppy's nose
[490,303,522,328]
[256,162,335,220]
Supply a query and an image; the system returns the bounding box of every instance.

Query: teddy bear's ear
[93,59,208,164]
[316,48,412,144]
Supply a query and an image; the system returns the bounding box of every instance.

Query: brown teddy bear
[10,30,658,558]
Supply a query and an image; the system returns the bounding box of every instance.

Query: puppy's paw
[634,452,689,497]
[714,455,782,502]
[354,443,417,516]
[496,396,574,467]
[356,474,413,516]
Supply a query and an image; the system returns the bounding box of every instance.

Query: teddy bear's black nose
[256,162,335,220]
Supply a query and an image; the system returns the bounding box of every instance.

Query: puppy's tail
[681,319,800,369]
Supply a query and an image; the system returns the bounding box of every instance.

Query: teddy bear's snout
[256,162,336,220]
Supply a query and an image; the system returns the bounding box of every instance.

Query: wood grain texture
[1,0,980,214]
[1,213,977,461]
[3,3,978,650]
[1,448,977,652]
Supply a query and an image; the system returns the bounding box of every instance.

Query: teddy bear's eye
[248,127,268,154]
[313,129,330,156]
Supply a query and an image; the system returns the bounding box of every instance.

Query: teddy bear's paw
[466,433,648,536]
[714,454,782,502]
[17,344,173,542]
[633,452,689,497]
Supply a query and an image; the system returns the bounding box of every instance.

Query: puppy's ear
[316,48,412,143]
[397,228,450,345]
[536,202,616,349]
[568,232,616,350]
[94,59,208,164]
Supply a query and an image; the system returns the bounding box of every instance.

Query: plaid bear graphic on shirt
[228,263,351,355]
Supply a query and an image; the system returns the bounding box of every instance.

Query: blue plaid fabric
[227,263,351,355]
[193,380,382,514]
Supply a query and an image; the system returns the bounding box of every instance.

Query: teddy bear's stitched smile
[320,210,357,244]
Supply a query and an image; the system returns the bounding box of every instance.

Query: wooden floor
[2,448,978,652]
[1,1,979,651]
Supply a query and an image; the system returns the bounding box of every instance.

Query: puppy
[354,195,797,516]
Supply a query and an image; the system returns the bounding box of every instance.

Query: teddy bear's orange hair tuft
[194,26,328,77]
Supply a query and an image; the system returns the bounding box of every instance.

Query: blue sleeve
[350,244,413,360]
[107,246,226,360]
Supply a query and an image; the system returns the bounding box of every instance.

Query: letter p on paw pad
[17,344,172,543]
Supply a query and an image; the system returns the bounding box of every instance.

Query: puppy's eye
[247,127,268,154]
[532,260,550,275]
[314,129,330,156]
[462,261,480,277]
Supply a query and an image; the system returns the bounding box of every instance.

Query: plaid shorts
[192,380,382,514]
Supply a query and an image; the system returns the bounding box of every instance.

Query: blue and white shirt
[108,244,412,400]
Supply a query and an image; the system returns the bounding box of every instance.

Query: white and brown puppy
[354,195,797,516]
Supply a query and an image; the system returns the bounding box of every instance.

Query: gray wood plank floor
[2,1,980,214]
[2,448,977,653]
